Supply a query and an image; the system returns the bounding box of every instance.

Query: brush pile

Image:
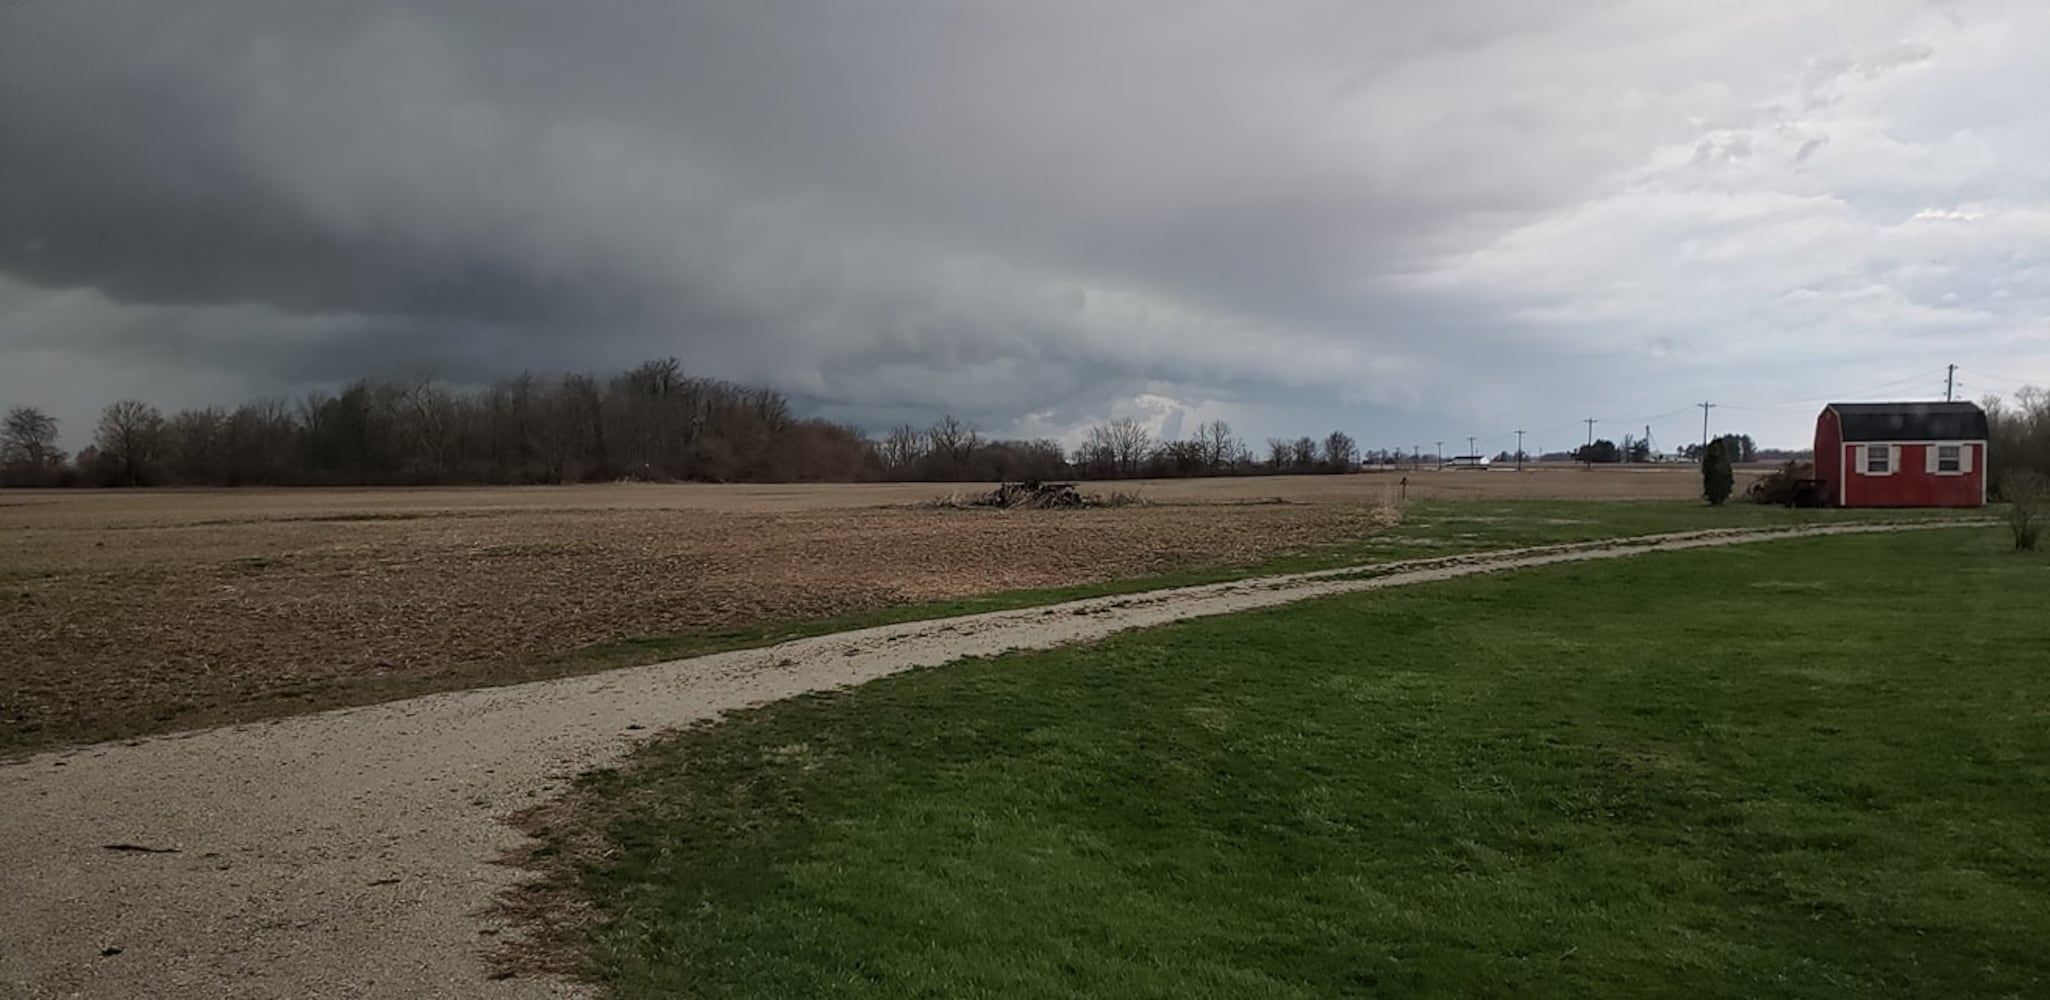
[1747,461,1824,507]
[927,481,1145,510]
[988,481,1088,508]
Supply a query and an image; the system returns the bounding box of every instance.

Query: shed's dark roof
[1826,401,1988,442]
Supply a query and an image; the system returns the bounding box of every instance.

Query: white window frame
[1924,441,1975,477]
[1936,444,1962,474]
[1863,443,1896,476]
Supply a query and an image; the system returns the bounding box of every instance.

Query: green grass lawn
[528,525,2050,999]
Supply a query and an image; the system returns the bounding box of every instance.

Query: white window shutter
[1890,445,1901,476]
[1925,445,1938,475]
[1962,444,1975,474]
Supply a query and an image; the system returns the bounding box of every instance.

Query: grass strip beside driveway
[522,526,2050,999]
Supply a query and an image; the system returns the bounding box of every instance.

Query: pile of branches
[987,481,1088,508]
[1748,460,1824,507]
[927,481,1145,510]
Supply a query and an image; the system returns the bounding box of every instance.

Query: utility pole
[1515,429,1526,471]
[1435,441,1443,469]
[1697,401,1717,450]
[1945,364,1958,403]
[1582,418,1597,467]
[1467,436,1477,460]
[1412,445,1420,469]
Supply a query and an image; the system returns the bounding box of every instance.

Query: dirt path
[0,522,1972,999]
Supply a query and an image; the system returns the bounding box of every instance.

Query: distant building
[1443,455,1491,470]
[1813,401,1987,508]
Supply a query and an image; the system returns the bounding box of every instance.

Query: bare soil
[2,465,1747,521]
[1,487,1389,752]
[0,468,1752,752]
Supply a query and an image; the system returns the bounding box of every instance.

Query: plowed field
[0,467,1754,751]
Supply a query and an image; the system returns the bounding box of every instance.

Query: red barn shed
[1813,401,1988,508]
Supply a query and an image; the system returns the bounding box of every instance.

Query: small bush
[2003,470,2048,551]
[1702,440,1734,506]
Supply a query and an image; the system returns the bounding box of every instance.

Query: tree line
[1985,390,2050,495]
[3,361,872,487]
[1566,434,1760,465]
[24,362,2028,491]
[0,361,1367,487]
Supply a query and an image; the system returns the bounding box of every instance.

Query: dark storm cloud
[3,0,2047,452]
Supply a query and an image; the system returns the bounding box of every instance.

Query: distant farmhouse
[1813,401,1988,508]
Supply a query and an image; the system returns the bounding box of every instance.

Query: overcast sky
[4,1,2047,455]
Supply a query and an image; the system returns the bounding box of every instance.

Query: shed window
[1937,444,1962,473]
[1866,444,1890,474]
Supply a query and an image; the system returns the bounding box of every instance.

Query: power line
[1611,405,1695,426]
[1718,369,1949,412]
[1963,368,2050,394]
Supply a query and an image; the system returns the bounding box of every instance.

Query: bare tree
[1291,436,1318,471]
[224,398,299,485]
[607,358,687,479]
[1322,430,1358,472]
[1072,419,1157,479]
[1,406,65,483]
[531,374,588,484]
[925,415,980,466]
[1196,419,1239,474]
[298,381,394,484]
[396,376,459,482]
[165,407,228,485]
[1074,429,1116,479]
[93,400,166,486]
[1151,439,1207,476]
[880,424,927,477]
[771,420,875,482]
[1104,417,1152,477]
[1265,437,1292,471]
[997,438,1069,481]
[1985,389,2050,491]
